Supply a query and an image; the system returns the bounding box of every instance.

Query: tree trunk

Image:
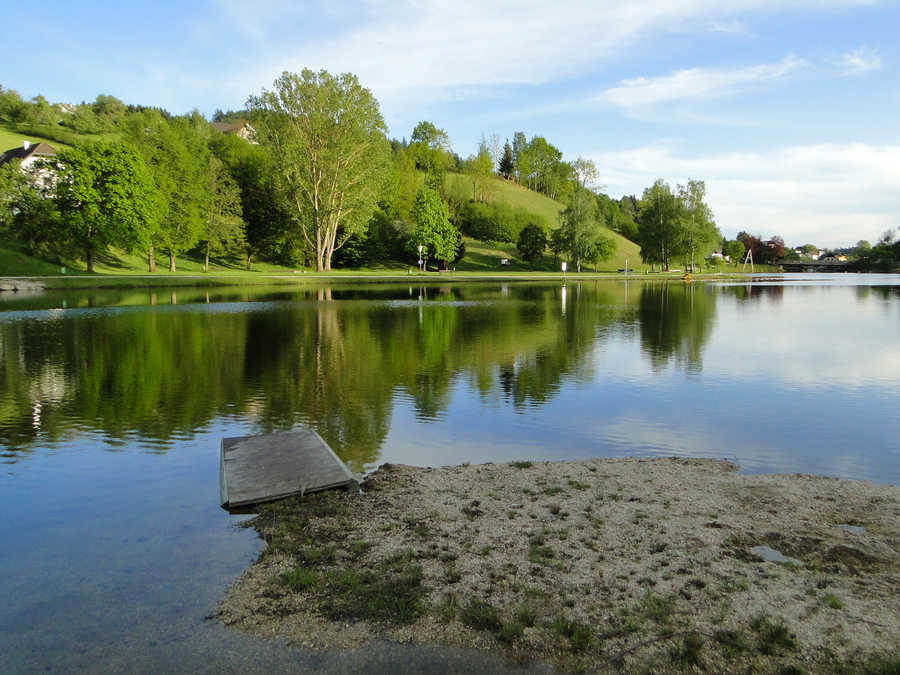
[169,251,176,272]
[246,251,252,270]
[204,241,210,273]
[148,245,155,273]
[85,245,94,274]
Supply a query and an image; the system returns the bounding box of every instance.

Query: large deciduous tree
[202,156,245,272]
[677,179,719,271]
[557,187,616,272]
[53,142,159,272]
[249,69,389,272]
[410,186,460,269]
[637,179,684,271]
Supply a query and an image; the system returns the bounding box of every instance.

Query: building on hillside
[0,141,59,192]
[0,141,58,170]
[211,120,258,144]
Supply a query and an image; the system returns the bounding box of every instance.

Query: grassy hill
[445,172,646,272]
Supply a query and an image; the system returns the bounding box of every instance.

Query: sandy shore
[216,458,899,672]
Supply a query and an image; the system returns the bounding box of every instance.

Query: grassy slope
[445,172,646,272]
[0,127,61,153]
[2,169,649,278]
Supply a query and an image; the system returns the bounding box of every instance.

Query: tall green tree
[410,186,460,269]
[557,187,616,272]
[637,179,684,271]
[123,110,209,271]
[409,120,452,192]
[511,131,527,183]
[677,179,719,271]
[202,156,245,272]
[498,140,514,179]
[52,141,159,272]
[463,136,494,202]
[249,69,390,272]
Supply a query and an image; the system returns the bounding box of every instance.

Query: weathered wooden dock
[219,429,360,509]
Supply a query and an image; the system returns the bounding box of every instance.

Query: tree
[572,157,599,190]
[410,186,459,269]
[498,140,514,179]
[202,156,245,272]
[52,141,159,272]
[677,179,719,271]
[517,223,547,261]
[557,187,616,272]
[123,110,210,271]
[722,239,746,263]
[249,69,390,272]
[409,120,452,190]
[511,132,527,183]
[463,136,494,202]
[637,179,683,271]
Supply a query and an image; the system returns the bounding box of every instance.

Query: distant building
[0,141,58,191]
[211,120,258,144]
[0,140,57,170]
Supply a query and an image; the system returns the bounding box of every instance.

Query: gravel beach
[216,458,899,672]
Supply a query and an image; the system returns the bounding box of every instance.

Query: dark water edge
[1,276,898,672]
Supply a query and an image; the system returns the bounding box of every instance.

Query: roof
[211,121,247,133]
[0,141,58,167]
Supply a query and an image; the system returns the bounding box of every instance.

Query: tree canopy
[248,69,390,271]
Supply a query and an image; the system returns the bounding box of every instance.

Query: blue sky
[4,0,899,248]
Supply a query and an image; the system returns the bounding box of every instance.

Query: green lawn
[0,127,53,153]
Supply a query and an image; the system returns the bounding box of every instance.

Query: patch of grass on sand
[750,614,797,655]
[461,599,502,632]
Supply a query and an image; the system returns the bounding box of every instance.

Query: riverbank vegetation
[0,76,750,278]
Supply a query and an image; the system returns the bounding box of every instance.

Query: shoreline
[0,270,791,292]
[216,458,899,673]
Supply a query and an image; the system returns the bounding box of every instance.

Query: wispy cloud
[592,142,900,247]
[599,55,807,109]
[836,46,883,75]
[212,0,874,108]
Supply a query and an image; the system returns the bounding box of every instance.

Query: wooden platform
[219,429,360,509]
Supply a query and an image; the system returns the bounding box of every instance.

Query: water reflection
[1,279,898,480]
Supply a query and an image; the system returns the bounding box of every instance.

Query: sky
[3,0,899,248]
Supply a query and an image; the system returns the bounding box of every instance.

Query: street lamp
[417,245,424,272]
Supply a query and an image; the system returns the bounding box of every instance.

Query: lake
[1,275,898,671]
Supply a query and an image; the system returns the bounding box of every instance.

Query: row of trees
[2,72,725,274]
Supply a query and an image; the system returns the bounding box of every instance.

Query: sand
[215,458,899,672]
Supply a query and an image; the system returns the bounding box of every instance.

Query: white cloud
[836,46,883,75]
[599,55,806,108]
[592,142,900,247]
[212,0,876,107]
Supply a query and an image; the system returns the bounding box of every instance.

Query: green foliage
[53,141,160,272]
[637,178,684,270]
[498,140,514,179]
[557,187,616,271]
[321,563,425,625]
[722,239,746,263]
[280,566,318,590]
[201,155,245,271]
[515,135,572,201]
[455,199,545,245]
[677,179,720,270]
[410,186,460,267]
[249,69,390,271]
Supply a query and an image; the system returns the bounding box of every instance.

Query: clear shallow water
[1,276,898,671]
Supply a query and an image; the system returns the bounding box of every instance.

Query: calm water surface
[1,276,898,671]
